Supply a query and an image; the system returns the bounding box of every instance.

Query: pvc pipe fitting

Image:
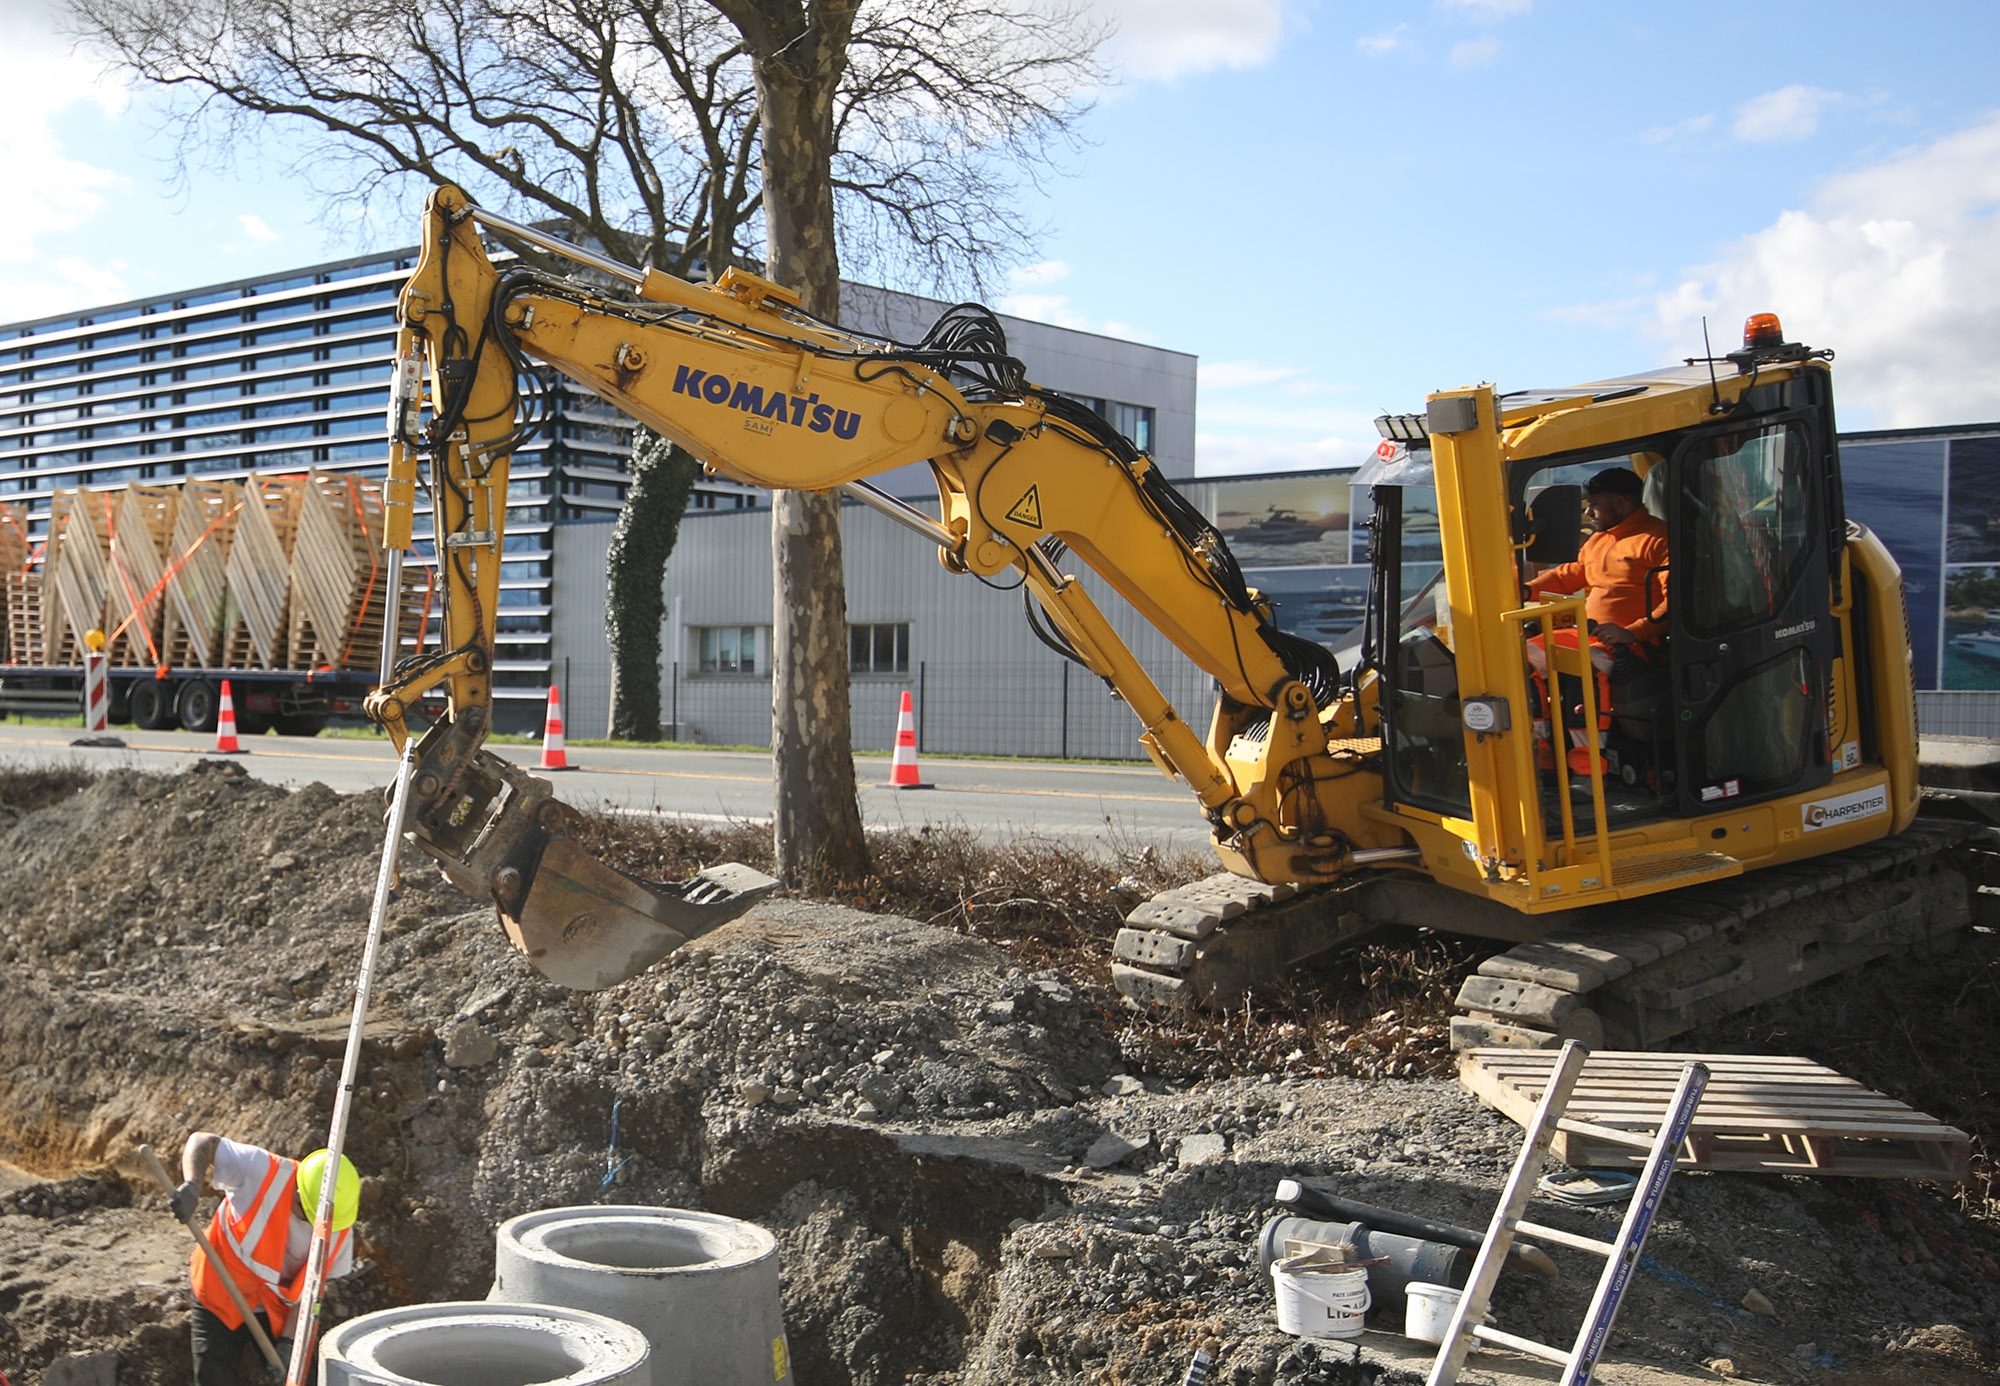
[320,1302,650,1386]
[490,1206,792,1386]
[1258,1215,1468,1315]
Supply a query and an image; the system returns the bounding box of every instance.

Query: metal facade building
[567,423,2000,753]
[1,247,1192,733]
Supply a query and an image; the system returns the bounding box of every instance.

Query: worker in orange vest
[173,1131,361,1385]
[1523,466,1671,773]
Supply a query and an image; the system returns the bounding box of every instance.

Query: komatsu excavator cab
[1367,314,1850,844]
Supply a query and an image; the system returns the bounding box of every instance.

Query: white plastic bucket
[1404,1281,1462,1344]
[1272,1264,1371,1340]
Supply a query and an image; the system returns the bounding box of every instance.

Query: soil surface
[1,763,1995,1386]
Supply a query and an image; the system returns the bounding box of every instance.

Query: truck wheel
[128,680,174,731]
[274,713,329,737]
[107,680,132,726]
[177,679,220,734]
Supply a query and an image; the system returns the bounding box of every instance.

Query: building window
[698,625,765,674]
[1067,396,1155,453]
[849,622,909,673]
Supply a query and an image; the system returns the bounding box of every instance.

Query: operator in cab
[173,1130,360,1385]
[1526,465,1669,673]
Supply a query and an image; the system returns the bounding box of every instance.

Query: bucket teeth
[403,716,776,989]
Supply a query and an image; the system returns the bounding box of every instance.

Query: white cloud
[1356,27,1409,57]
[1733,85,1841,143]
[1196,431,1379,476]
[1641,113,1715,146]
[1096,0,1299,82]
[1644,114,2000,427]
[1449,37,1501,68]
[1201,360,1303,389]
[997,292,1087,329]
[1441,0,1531,17]
[1008,258,1070,287]
[238,214,283,244]
[0,3,131,320]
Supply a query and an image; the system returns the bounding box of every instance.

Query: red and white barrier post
[885,689,931,789]
[540,685,573,770]
[82,650,108,733]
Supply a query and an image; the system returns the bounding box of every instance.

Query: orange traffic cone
[885,689,930,788]
[539,685,573,770]
[213,679,246,754]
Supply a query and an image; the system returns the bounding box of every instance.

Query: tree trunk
[754,24,870,888]
[606,431,700,741]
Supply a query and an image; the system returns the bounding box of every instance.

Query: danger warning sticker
[1005,485,1043,528]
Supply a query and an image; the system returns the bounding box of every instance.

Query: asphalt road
[0,723,1219,860]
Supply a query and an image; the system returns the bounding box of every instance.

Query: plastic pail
[1404,1281,1462,1344]
[1272,1264,1371,1340]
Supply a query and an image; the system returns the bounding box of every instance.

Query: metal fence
[659,657,1220,760]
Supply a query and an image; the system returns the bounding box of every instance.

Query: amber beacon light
[1743,312,1785,348]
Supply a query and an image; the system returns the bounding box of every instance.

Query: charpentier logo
[1801,783,1889,832]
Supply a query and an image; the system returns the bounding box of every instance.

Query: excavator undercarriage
[1112,790,2000,1051]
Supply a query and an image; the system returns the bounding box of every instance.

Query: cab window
[1679,423,1814,638]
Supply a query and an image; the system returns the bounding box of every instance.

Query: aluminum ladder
[1427,1040,1709,1386]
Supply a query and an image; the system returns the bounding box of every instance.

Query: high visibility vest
[189,1153,352,1330]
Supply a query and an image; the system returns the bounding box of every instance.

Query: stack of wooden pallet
[223,475,307,668]
[289,471,392,672]
[161,480,243,668]
[102,483,179,667]
[0,502,28,664]
[44,490,110,667]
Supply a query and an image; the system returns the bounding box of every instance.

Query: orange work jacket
[1526,509,1670,644]
[189,1152,351,1330]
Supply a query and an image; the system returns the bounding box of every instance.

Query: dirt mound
[1,764,1997,1386]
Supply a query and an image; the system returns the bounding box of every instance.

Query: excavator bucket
[399,713,777,989]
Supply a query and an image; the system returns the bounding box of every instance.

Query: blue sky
[6,0,1999,474]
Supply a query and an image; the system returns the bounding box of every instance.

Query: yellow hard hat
[297,1150,361,1230]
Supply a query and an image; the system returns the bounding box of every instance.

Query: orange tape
[104,499,246,660]
[335,475,382,671]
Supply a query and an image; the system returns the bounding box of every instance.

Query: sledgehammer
[136,1143,286,1372]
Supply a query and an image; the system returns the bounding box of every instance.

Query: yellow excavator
[371,185,1993,1046]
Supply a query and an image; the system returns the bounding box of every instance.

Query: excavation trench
[7,766,2000,1386]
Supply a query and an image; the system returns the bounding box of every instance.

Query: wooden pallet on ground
[3,572,40,666]
[288,471,391,672]
[0,503,26,664]
[161,480,242,669]
[1459,1047,1970,1182]
[223,475,306,669]
[103,483,179,667]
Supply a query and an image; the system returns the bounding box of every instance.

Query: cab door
[1668,413,1840,812]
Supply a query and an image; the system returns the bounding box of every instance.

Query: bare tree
[66,0,1107,889]
[64,0,764,276]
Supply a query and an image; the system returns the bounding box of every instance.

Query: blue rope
[600,1096,634,1189]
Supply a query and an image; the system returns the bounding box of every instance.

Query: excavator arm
[371,185,1408,989]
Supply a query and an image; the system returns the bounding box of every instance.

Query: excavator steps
[1609,849,1738,890]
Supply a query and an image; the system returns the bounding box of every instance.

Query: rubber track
[1450,819,1993,1049]
[1110,820,1995,1048]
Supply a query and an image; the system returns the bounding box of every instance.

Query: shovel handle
[136,1144,286,1372]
